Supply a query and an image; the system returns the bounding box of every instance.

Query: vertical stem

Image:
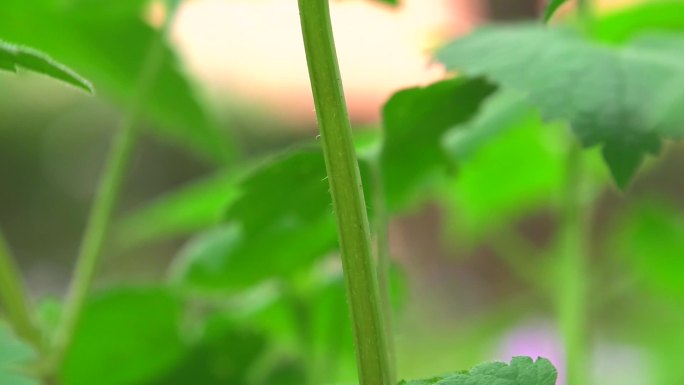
[371,158,397,385]
[0,231,41,348]
[557,144,590,385]
[576,0,593,33]
[53,27,168,363]
[297,1,392,385]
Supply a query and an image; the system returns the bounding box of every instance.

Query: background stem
[371,158,397,385]
[0,231,41,348]
[297,1,392,384]
[557,144,590,385]
[53,20,170,364]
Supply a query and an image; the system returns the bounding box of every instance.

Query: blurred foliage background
[1,0,684,385]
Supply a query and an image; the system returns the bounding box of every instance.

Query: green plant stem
[557,144,590,385]
[0,231,41,348]
[53,31,168,365]
[577,0,593,32]
[297,1,392,385]
[371,158,397,385]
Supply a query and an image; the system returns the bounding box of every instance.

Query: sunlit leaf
[0,324,39,385]
[400,357,557,385]
[593,1,684,44]
[62,287,184,385]
[441,91,566,235]
[614,200,684,296]
[0,40,92,92]
[381,77,495,210]
[437,25,684,188]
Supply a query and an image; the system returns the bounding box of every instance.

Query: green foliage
[172,149,339,291]
[614,200,684,296]
[593,1,684,43]
[381,77,495,210]
[400,357,557,385]
[61,287,184,385]
[150,317,267,385]
[0,40,93,92]
[0,324,39,385]
[116,171,241,248]
[442,91,566,235]
[436,25,684,188]
[0,0,230,163]
[543,0,570,22]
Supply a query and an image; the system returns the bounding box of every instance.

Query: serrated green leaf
[172,149,339,291]
[0,324,39,385]
[61,287,184,385]
[0,2,230,163]
[401,357,557,385]
[436,25,684,188]
[0,40,93,92]
[543,0,570,22]
[381,77,495,210]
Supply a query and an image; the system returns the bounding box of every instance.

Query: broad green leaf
[441,91,566,236]
[116,171,241,248]
[614,200,684,296]
[172,149,339,291]
[118,131,380,250]
[0,40,93,92]
[62,287,184,385]
[436,25,684,188]
[0,324,39,385]
[400,357,557,385]
[0,2,230,163]
[151,317,266,385]
[593,1,684,44]
[543,0,570,22]
[381,77,495,210]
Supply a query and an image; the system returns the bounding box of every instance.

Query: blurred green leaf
[594,1,684,44]
[615,200,684,296]
[259,359,308,385]
[172,149,339,291]
[543,0,569,22]
[376,0,399,5]
[151,317,267,385]
[62,287,184,385]
[381,77,495,210]
[0,2,230,163]
[441,91,566,235]
[0,40,93,92]
[400,357,557,385]
[437,25,684,188]
[119,132,382,250]
[116,171,241,248]
[0,324,39,385]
